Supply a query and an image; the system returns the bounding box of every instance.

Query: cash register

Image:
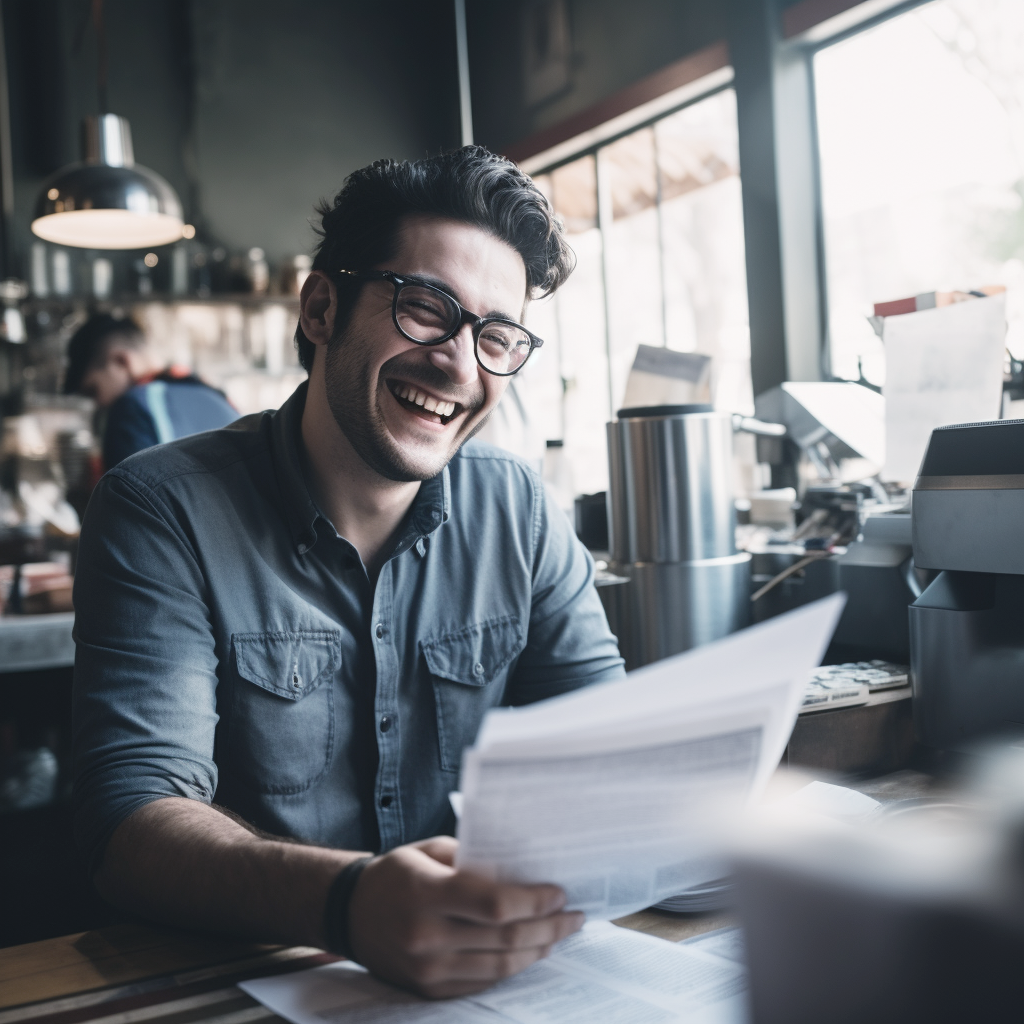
[910,418,1024,749]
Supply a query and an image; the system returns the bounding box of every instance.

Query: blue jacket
[103,370,238,469]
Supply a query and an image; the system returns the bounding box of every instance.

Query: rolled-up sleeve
[506,479,625,704]
[72,469,220,876]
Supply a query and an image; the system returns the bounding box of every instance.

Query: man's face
[79,352,135,408]
[322,217,528,482]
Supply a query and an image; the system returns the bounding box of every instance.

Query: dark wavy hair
[295,145,574,371]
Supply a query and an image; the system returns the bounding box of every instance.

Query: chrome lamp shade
[31,114,184,249]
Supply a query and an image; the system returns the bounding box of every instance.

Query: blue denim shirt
[72,382,624,873]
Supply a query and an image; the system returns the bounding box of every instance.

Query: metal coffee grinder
[600,404,784,670]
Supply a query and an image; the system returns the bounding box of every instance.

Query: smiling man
[72,148,624,998]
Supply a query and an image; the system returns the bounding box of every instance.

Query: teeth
[392,384,456,419]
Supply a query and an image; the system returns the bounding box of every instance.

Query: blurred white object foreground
[735,743,1024,1024]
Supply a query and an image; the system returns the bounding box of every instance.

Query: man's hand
[95,801,581,1000]
[349,836,584,999]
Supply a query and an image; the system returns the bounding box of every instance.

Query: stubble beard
[323,333,490,483]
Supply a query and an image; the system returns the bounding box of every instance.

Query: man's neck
[299,378,421,581]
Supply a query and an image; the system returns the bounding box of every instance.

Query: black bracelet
[323,855,373,960]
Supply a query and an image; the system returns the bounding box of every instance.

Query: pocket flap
[233,630,340,701]
[421,616,522,686]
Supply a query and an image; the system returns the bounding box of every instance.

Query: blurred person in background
[64,313,237,468]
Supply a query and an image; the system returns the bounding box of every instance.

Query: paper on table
[455,595,845,920]
[882,293,1006,483]
[239,922,748,1024]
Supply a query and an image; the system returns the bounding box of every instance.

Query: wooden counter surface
[0,909,731,1015]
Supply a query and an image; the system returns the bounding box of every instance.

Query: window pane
[603,128,665,407]
[655,90,751,415]
[815,0,1024,385]
[525,155,612,495]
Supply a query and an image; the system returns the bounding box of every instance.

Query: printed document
[455,595,845,919]
[240,921,748,1024]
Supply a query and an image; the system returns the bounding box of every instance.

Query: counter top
[0,612,75,672]
[0,910,729,1015]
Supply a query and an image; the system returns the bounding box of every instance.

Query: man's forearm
[94,797,366,947]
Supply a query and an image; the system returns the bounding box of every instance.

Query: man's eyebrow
[402,272,520,323]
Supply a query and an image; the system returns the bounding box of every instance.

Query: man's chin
[357,434,458,483]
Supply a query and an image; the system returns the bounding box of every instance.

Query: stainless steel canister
[601,404,752,670]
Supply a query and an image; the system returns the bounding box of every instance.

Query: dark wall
[467,0,729,156]
[1,0,460,270]
[190,0,460,262]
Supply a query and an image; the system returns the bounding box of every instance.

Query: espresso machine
[600,404,783,670]
[910,418,1024,749]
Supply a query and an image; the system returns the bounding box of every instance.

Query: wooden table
[0,910,732,1019]
[3,770,937,1018]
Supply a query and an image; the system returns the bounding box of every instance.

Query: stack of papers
[455,594,846,920]
[241,921,748,1024]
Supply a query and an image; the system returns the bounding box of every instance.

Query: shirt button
[297,543,307,554]
[379,715,393,733]
[375,623,384,640]
[380,794,393,808]
[473,663,484,677]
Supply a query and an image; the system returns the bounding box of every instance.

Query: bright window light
[815,0,1024,386]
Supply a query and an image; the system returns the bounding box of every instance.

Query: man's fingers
[432,910,584,954]
[411,946,553,993]
[413,835,458,867]
[438,871,567,923]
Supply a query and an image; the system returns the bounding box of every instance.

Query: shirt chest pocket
[228,630,340,795]
[422,616,523,774]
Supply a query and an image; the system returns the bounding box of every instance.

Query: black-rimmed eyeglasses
[338,269,543,377]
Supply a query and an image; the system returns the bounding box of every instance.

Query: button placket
[371,560,401,845]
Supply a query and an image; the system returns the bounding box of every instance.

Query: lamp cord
[92,0,107,114]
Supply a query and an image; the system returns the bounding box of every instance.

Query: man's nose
[426,323,478,386]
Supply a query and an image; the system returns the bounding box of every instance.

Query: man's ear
[299,271,337,348]
[107,348,133,372]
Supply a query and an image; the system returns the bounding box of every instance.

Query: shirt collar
[270,381,322,552]
[270,380,452,555]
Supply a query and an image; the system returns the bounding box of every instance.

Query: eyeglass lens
[395,282,533,375]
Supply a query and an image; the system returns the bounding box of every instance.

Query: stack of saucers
[654,877,734,914]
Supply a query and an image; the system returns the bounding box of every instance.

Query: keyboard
[802,661,910,713]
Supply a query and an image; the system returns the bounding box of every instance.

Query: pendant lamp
[31,113,184,249]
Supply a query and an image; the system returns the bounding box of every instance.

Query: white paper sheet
[454,595,846,919]
[239,922,748,1024]
[882,293,1006,482]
